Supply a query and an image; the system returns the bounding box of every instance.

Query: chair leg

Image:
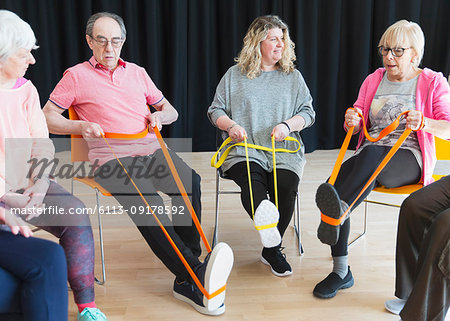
[293,192,304,255]
[94,189,106,285]
[348,200,368,247]
[212,171,220,248]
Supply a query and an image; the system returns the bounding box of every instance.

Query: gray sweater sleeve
[293,71,315,129]
[207,70,230,127]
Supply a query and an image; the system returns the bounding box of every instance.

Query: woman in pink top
[0,10,106,321]
[313,20,450,299]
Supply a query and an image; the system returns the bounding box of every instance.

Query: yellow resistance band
[211,135,301,226]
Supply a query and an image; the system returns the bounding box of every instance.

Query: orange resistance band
[100,128,223,300]
[322,108,424,226]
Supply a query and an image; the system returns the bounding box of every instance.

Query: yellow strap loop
[255,222,278,231]
[211,136,301,169]
[211,135,301,223]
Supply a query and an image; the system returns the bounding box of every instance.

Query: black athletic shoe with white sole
[261,246,292,277]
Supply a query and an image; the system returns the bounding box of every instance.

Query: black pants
[396,175,450,321]
[94,149,202,281]
[331,145,421,257]
[225,161,300,241]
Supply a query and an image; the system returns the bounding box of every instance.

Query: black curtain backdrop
[1,0,449,152]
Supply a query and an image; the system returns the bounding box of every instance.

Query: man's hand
[80,121,104,138]
[147,112,162,131]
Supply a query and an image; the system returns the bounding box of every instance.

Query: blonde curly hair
[235,15,296,79]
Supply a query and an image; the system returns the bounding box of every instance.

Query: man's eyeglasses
[378,46,410,57]
[89,35,124,48]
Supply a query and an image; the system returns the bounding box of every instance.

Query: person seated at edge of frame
[207,15,315,277]
[0,9,107,321]
[0,202,68,321]
[313,19,450,299]
[385,168,450,320]
[42,12,234,316]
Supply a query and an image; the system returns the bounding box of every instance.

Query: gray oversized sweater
[207,65,315,179]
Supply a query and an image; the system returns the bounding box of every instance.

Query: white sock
[332,255,348,279]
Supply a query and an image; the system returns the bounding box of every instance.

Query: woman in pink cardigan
[0,10,106,321]
[313,20,450,299]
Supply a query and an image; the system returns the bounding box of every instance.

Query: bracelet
[280,121,291,132]
[226,123,238,133]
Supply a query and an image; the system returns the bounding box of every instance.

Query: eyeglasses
[378,46,410,57]
[89,35,124,48]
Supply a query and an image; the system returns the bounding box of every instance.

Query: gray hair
[0,10,38,62]
[378,20,425,68]
[86,12,126,39]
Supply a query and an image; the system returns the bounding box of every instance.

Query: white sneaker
[385,298,406,315]
[254,200,281,248]
[201,242,234,311]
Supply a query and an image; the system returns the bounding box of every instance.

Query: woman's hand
[22,178,50,219]
[228,124,247,142]
[2,192,31,209]
[271,123,290,141]
[406,110,424,131]
[344,107,362,128]
[0,207,34,238]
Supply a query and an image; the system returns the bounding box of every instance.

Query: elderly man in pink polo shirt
[43,12,233,316]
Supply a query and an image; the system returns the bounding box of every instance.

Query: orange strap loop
[322,108,423,226]
[103,126,149,139]
[100,128,222,300]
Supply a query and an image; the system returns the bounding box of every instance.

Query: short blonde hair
[0,10,38,62]
[235,15,296,79]
[378,20,425,68]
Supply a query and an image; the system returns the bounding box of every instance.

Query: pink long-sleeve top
[353,68,450,186]
[0,79,54,198]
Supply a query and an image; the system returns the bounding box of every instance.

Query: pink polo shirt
[49,56,164,166]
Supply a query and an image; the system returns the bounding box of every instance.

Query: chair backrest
[68,107,90,163]
[435,136,450,161]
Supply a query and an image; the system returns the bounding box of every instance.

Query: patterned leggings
[29,181,95,304]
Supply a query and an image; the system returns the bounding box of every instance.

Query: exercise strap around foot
[100,127,222,300]
[211,135,301,227]
[321,108,424,226]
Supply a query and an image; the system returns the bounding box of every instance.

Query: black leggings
[331,145,421,257]
[225,161,300,241]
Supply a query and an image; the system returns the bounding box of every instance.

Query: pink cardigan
[353,68,450,186]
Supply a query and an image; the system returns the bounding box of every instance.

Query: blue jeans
[0,230,68,321]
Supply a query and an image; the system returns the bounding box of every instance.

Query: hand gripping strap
[322,108,422,226]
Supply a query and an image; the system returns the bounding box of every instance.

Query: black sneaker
[313,266,354,298]
[173,278,225,315]
[173,242,233,314]
[315,183,349,246]
[261,246,292,277]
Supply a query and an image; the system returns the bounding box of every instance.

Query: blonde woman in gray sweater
[208,15,315,277]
